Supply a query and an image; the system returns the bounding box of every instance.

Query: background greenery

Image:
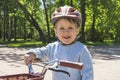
[0,0,120,47]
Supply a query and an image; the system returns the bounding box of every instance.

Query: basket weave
[0,73,44,80]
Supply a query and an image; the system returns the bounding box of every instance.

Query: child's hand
[24,53,36,65]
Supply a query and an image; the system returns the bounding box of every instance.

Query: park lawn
[0,39,120,47]
[0,39,46,47]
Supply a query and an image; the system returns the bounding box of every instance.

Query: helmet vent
[57,8,61,12]
[69,8,76,12]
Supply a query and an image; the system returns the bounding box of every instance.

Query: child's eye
[60,27,64,30]
[69,27,74,29]
[59,27,64,32]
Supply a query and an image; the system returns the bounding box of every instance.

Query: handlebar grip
[59,60,84,70]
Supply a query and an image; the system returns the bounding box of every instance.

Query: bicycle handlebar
[28,63,71,77]
[40,59,84,70]
[59,60,83,70]
[28,59,84,77]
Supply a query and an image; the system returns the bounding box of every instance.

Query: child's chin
[63,42,72,45]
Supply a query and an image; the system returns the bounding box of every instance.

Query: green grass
[0,39,46,47]
[86,40,120,46]
[0,39,120,47]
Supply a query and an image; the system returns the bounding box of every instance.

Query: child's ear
[54,27,56,33]
[54,27,57,36]
[77,28,80,35]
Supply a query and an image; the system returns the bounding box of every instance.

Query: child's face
[54,19,79,45]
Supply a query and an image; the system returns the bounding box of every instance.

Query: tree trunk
[70,0,73,6]
[14,16,17,41]
[91,0,97,42]
[91,11,96,42]
[0,28,2,39]
[23,20,27,40]
[3,0,9,41]
[42,0,50,43]
[3,16,6,41]
[80,0,86,43]
[0,17,2,39]
[10,16,13,40]
[16,0,46,42]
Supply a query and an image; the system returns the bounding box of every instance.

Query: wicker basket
[0,73,44,80]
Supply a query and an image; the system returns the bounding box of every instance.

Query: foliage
[0,0,120,46]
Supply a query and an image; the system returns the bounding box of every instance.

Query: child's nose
[63,29,71,33]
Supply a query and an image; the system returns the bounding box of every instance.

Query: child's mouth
[63,36,71,39]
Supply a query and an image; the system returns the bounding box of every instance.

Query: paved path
[0,46,120,80]
[89,46,120,80]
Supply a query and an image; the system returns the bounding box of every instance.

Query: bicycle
[0,59,83,80]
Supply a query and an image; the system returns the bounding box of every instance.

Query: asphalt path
[0,46,120,80]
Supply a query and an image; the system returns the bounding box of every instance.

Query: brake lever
[48,68,70,77]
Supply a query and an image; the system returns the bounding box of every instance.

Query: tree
[90,0,97,42]
[0,0,120,43]
[16,0,46,42]
[42,0,50,43]
[80,0,86,43]
[3,0,9,41]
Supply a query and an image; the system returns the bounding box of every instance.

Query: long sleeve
[80,46,94,80]
[25,43,54,62]
[25,41,94,80]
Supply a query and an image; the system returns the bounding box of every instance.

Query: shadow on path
[0,46,120,63]
[0,53,24,63]
[88,46,120,60]
[0,47,29,64]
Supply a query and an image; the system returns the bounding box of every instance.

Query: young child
[24,5,93,80]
